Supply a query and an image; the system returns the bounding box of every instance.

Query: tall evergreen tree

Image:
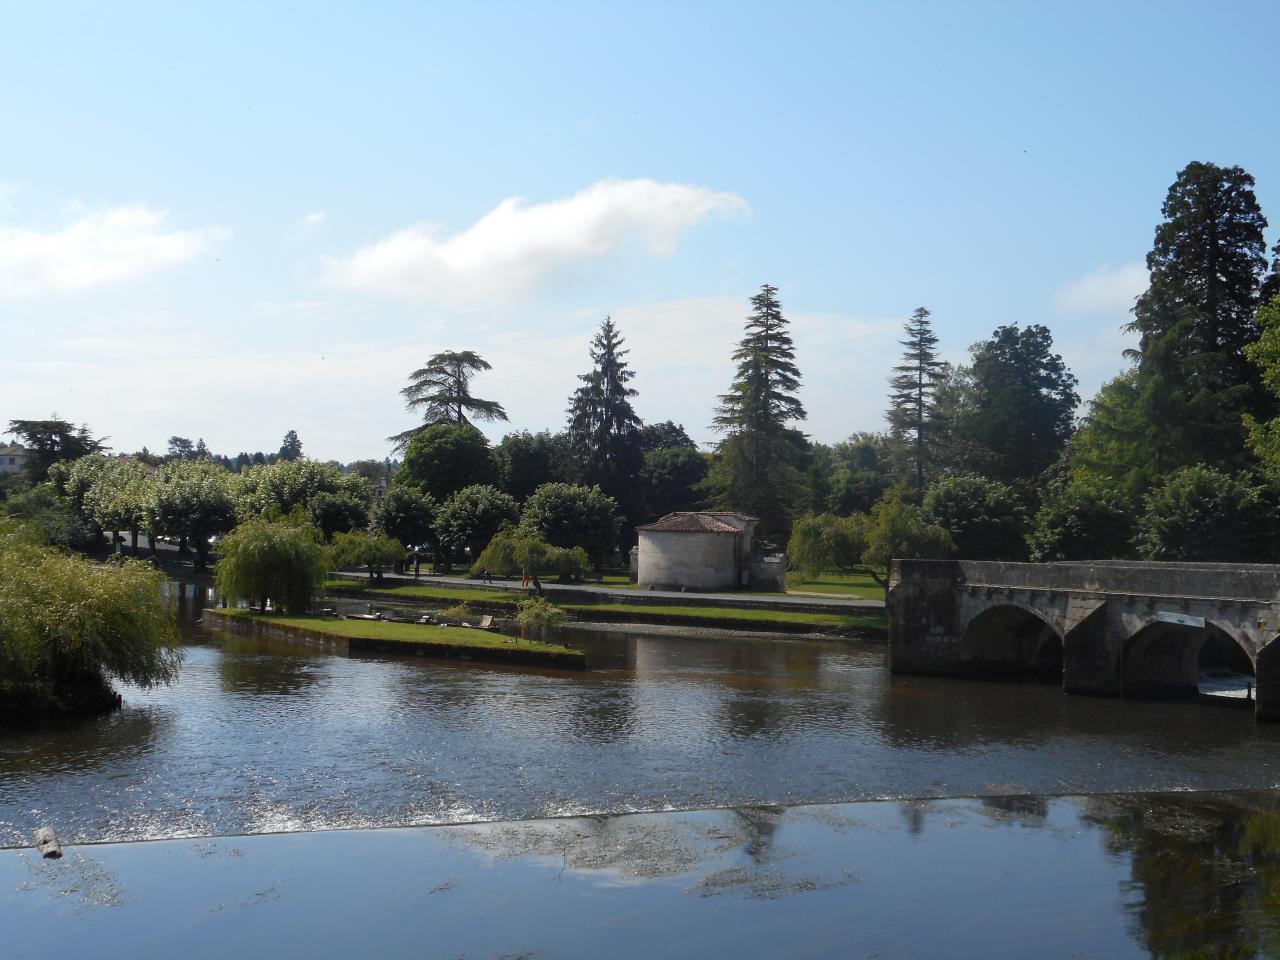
[885,307,943,493]
[278,429,303,462]
[705,284,809,544]
[566,317,644,520]
[390,350,508,452]
[1121,161,1273,473]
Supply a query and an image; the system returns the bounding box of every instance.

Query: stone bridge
[888,559,1280,721]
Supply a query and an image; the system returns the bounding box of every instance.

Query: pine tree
[278,429,303,462]
[390,350,508,452]
[885,307,942,493]
[706,284,809,544]
[566,317,644,517]
[1121,161,1273,473]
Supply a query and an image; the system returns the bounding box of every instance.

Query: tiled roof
[636,512,752,534]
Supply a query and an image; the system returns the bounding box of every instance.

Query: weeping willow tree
[214,515,330,613]
[0,520,181,714]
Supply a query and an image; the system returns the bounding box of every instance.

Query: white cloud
[1054,262,1148,315]
[323,178,748,306]
[0,206,226,298]
[291,210,327,233]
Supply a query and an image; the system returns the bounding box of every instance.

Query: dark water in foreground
[3,582,1280,846]
[6,793,1280,959]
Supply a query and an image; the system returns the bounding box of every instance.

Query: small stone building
[634,511,784,592]
[0,443,26,475]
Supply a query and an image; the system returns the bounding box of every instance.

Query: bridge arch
[956,603,1063,681]
[1121,617,1255,700]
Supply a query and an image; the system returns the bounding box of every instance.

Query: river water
[3,580,1280,848]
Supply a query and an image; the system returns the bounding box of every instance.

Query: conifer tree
[705,284,809,544]
[390,350,508,452]
[1121,161,1273,473]
[885,307,942,493]
[566,317,644,517]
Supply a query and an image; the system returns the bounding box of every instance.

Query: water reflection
[5,794,1280,958]
[212,634,331,697]
[1085,793,1280,959]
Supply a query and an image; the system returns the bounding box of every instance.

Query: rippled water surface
[4,581,1280,846]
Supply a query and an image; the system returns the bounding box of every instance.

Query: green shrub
[922,474,1028,561]
[331,529,404,580]
[1028,481,1135,561]
[1134,466,1274,562]
[515,597,566,634]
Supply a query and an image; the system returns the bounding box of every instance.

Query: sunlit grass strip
[323,579,525,604]
[568,602,885,633]
[785,572,885,600]
[204,608,585,667]
[321,580,885,634]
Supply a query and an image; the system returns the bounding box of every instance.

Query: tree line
[792,160,1280,580]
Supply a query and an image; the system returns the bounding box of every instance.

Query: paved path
[362,571,885,610]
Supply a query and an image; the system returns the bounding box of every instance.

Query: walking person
[413,553,421,579]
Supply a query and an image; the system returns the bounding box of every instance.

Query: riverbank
[203,608,586,670]
[323,578,886,637]
[5,791,1278,959]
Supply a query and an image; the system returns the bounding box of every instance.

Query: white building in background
[0,443,27,475]
[633,511,786,592]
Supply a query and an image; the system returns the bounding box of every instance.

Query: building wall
[637,530,740,591]
[0,451,25,475]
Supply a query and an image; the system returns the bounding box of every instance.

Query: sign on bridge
[1156,611,1206,629]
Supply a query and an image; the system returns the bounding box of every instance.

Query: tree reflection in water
[1084,793,1280,959]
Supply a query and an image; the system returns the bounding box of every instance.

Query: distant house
[0,443,27,475]
[633,511,785,592]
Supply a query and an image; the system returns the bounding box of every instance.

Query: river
[3,580,1279,847]
[8,581,1280,957]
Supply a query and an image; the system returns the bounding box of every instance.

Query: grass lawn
[324,579,527,604]
[597,573,638,589]
[208,608,578,655]
[787,572,885,600]
[577,601,885,632]
[322,579,884,633]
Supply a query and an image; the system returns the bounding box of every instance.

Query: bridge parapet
[889,558,1280,720]
[948,559,1280,603]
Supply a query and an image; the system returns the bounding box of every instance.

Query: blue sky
[2,1,1278,461]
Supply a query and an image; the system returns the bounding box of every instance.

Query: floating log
[33,827,62,859]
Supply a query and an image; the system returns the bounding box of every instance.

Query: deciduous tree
[1028,480,1135,562]
[395,423,496,500]
[434,484,519,566]
[520,482,620,566]
[214,516,329,613]
[0,520,181,714]
[922,473,1028,561]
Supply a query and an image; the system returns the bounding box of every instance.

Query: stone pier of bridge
[888,559,1280,721]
